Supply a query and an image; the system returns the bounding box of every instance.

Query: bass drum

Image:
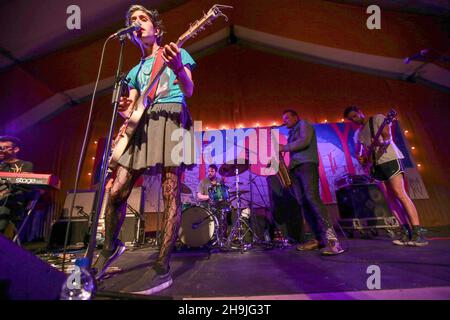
[179,206,217,248]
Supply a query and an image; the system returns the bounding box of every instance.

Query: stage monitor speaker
[48,219,89,248]
[0,235,66,300]
[336,184,392,219]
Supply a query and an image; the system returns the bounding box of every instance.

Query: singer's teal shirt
[126,48,196,105]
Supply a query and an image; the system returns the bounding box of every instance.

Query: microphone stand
[84,35,127,272]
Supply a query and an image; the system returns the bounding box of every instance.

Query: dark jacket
[286,119,319,169]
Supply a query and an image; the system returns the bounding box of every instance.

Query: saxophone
[276,152,292,189]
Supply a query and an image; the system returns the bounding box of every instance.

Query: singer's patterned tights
[103,165,182,274]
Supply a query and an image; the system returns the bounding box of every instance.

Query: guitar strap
[369,116,377,166]
[147,50,165,102]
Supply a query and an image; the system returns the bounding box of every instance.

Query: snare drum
[179,206,218,247]
[208,183,230,203]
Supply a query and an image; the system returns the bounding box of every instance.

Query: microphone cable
[61,36,113,273]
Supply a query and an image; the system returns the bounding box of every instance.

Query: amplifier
[48,218,89,248]
[61,190,95,218]
[334,174,372,189]
[336,184,391,219]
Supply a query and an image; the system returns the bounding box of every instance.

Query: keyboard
[0,172,61,189]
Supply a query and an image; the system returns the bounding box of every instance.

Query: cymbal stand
[226,168,252,252]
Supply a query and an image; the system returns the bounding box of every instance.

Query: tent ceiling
[326,0,450,17]
[0,0,188,70]
[0,0,449,71]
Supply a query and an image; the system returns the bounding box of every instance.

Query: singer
[93,4,196,295]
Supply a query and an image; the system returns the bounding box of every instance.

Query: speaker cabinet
[0,235,66,300]
[48,219,89,248]
[336,184,391,219]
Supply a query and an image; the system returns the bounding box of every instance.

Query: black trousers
[290,162,332,245]
[266,175,305,243]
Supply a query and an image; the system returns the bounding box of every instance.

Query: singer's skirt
[117,102,195,171]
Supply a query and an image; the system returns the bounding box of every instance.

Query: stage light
[94,141,98,144]
[92,157,95,160]
[411,146,416,150]
[256,123,260,127]
[88,173,92,176]
[323,119,328,123]
[404,130,409,134]
[340,118,345,122]
[417,163,422,167]
[272,122,277,126]
[205,126,209,130]
[239,124,243,128]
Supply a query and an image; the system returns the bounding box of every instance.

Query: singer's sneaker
[93,239,126,280]
[123,267,173,296]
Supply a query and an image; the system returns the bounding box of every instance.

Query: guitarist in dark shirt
[344,106,428,247]
[0,136,34,238]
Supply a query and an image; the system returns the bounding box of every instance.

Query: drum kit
[178,162,260,252]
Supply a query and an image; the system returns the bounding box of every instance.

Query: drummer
[196,164,225,206]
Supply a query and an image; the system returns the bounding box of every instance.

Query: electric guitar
[360,109,397,175]
[108,4,233,169]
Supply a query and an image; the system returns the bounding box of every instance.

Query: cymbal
[219,163,249,177]
[229,190,249,196]
[180,183,192,194]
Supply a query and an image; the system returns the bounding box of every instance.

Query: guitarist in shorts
[344,106,428,247]
[93,5,196,295]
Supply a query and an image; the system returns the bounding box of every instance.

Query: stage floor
[96,237,450,300]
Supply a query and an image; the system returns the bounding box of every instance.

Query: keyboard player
[0,136,34,237]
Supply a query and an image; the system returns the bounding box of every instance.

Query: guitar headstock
[386,109,397,123]
[177,4,233,47]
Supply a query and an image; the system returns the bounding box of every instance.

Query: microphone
[110,22,141,39]
[404,49,429,64]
